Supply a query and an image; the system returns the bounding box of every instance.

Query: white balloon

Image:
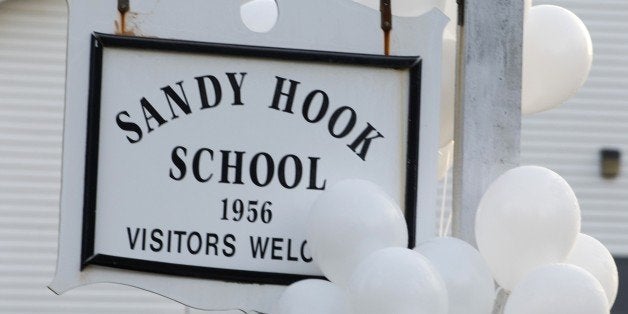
[504,264,609,314]
[240,0,278,33]
[440,36,456,147]
[522,5,593,115]
[437,140,454,181]
[274,280,352,314]
[352,0,445,17]
[475,166,581,290]
[348,247,448,314]
[307,179,408,287]
[566,233,619,307]
[415,237,495,314]
[524,0,531,21]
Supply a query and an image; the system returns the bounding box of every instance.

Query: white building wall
[523,0,628,257]
[0,0,185,312]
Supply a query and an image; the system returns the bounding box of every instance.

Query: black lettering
[301,240,313,263]
[174,230,186,253]
[250,152,274,187]
[166,230,172,253]
[278,155,303,189]
[226,72,247,106]
[250,236,270,258]
[205,233,219,256]
[220,150,245,184]
[162,81,191,119]
[269,76,300,113]
[196,75,222,109]
[167,230,172,252]
[116,111,143,143]
[169,146,187,180]
[187,232,202,255]
[223,234,236,257]
[126,227,140,250]
[302,90,329,123]
[348,123,385,161]
[286,238,298,261]
[307,157,327,190]
[141,228,147,251]
[140,98,167,132]
[271,238,283,260]
[193,148,214,183]
[328,106,356,138]
[150,229,163,252]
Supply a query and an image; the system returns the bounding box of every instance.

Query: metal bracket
[380,0,392,55]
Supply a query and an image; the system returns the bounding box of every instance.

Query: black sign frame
[81,33,422,285]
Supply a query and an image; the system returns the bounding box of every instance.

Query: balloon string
[438,146,452,237]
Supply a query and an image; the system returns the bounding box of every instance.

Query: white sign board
[86,33,420,283]
[52,0,446,311]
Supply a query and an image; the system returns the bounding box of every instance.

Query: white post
[452,0,523,247]
[452,0,523,311]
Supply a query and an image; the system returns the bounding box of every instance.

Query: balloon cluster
[273,2,606,313]
[477,166,618,314]
[275,179,493,314]
[275,168,619,314]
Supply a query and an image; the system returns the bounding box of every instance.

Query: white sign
[52,0,446,311]
[85,33,419,283]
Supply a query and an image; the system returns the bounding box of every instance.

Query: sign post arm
[452,1,523,247]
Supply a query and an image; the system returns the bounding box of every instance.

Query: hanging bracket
[380,0,392,55]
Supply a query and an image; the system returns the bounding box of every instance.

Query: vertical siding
[0,0,185,312]
[522,0,628,257]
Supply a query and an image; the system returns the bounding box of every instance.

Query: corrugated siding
[0,0,185,312]
[522,0,628,257]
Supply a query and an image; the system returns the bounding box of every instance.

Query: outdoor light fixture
[600,148,621,179]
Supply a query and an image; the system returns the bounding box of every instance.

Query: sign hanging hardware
[457,0,465,26]
[380,0,392,55]
[118,0,130,14]
[117,0,131,35]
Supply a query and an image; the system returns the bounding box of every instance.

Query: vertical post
[452,0,524,314]
[452,1,523,247]
[452,1,523,312]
